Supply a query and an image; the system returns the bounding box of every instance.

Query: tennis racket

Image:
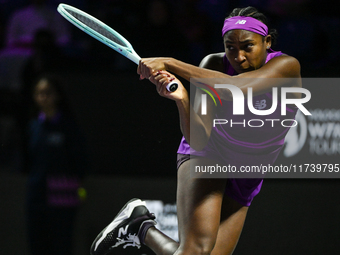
[57,3,178,92]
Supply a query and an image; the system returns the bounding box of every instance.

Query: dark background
[1,0,340,254]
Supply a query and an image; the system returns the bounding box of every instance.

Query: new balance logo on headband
[235,20,247,25]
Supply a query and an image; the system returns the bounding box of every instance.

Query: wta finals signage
[284,109,340,157]
[282,79,340,159]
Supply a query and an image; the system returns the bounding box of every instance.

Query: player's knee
[175,246,213,255]
[194,239,215,255]
[176,237,215,255]
[193,245,214,255]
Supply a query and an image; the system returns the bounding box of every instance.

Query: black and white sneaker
[90,198,156,255]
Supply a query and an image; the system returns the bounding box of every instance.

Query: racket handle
[166,81,178,92]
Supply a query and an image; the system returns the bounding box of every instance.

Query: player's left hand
[138,58,170,80]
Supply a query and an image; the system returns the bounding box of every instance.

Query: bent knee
[175,247,213,255]
[176,237,216,255]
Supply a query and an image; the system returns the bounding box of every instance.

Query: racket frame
[57,3,141,64]
[57,3,178,92]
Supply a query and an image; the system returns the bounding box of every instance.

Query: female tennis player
[91,6,301,255]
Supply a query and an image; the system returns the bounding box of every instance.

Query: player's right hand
[149,70,188,102]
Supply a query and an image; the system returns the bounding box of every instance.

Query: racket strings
[66,8,127,47]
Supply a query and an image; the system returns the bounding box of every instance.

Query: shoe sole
[92,198,146,252]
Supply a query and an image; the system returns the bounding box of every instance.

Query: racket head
[57,3,140,63]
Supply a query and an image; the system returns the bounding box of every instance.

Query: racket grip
[166,81,178,92]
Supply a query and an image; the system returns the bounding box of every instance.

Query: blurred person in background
[0,0,70,92]
[5,0,70,53]
[21,29,65,129]
[23,75,89,255]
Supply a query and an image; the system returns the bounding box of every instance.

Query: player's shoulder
[266,54,301,77]
[269,54,300,67]
[199,52,225,71]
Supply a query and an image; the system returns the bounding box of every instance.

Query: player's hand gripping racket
[57,3,178,92]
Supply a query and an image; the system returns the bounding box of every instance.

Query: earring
[267,46,270,49]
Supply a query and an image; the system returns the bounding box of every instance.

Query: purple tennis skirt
[176,153,263,207]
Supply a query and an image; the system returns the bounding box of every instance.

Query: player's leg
[145,191,248,255]
[211,195,248,255]
[145,157,227,255]
[174,157,227,255]
[90,157,245,255]
[144,227,179,254]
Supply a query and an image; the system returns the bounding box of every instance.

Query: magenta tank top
[177,50,297,163]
